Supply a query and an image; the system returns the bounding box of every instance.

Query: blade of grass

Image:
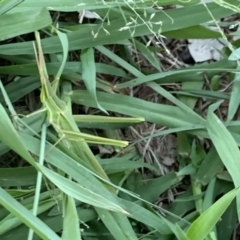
[207,102,240,220]
[187,187,239,240]
[36,163,128,214]
[71,90,204,127]
[0,8,52,40]
[80,47,106,113]
[95,209,137,240]
[0,62,128,78]
[115,67,237,89]
[0,199,56,235]
[227,66,240,121]
[0,187,61,240]
[52,28,69,89]
[0,103,38,167]
[62,196,81,240]
[131,39,161,71]
[0,167,37,187]
[147,82,204,123]
[196,147,223,186]
[0,1,237,54]
[0,0,23,15]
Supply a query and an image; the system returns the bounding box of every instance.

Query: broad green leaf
[0,0,23,15]
[187,188,239,240]
[0,167,36,187]
[207,102,240,220]
[0,2,237,54]
[71,90,204,127]
[0,62,128,78]
[0,8,52,41]
[7,0,161,12]
[165,25,222,39]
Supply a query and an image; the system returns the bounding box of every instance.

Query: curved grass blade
[80,47,106,113]
[207,102,240,221]
[187,188,239,240]
[0,62,128,78]
[53,28,69,87]
[37,164,129,214]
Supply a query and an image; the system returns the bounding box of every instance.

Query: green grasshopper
[33,30,128,183]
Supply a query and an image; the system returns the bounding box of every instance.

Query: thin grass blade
[81,47,107,113]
